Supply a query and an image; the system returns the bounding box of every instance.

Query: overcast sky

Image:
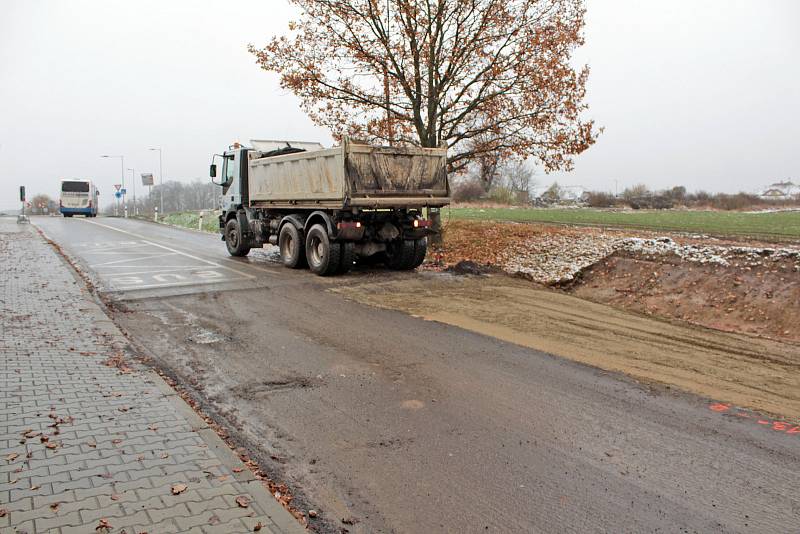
[1,0,798,210]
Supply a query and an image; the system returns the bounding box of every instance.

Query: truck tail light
[337,221,362,229]
[413,219,431,228]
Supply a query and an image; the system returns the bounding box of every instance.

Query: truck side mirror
[209,164,217,178]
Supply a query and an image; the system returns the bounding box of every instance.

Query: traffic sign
[120,188,127,195]
[115,191,122,199]
[141,173,154,186]
[114,184,122,191]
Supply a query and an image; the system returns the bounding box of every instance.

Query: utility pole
[101,155,125,211]
[128,168,137,215]
[149,148,164,214]
[384,0,393,145]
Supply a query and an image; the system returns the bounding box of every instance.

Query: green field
[161,211,219,233]
[447,207,800,240]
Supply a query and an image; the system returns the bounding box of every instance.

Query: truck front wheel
[279,224,307,269]
[225,218,251,257]
[305,224,341,276]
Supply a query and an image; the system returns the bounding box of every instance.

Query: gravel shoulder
[333,273,800,421]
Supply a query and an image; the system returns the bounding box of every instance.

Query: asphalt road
[34,215,800,533]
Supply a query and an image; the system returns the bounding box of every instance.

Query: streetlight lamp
[148,148,163,215]
[101,155,124,216]
[127,168,137,215]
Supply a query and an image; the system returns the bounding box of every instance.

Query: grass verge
[447,207,800,240]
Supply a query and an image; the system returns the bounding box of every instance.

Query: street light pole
[127,168,137,215]
[101,155,125,216]
[149,148,163,214]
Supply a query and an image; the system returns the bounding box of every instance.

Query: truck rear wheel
[225,218,251,257]
[305,224,341,276]
[279,224,307,269]
[384,239,416,270]
[337,242,354,274]
[410,237,427,268]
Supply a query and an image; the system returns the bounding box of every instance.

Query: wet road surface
[34,216,800,533]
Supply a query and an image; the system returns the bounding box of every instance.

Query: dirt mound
[570,250,800,343]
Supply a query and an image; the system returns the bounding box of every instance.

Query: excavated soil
[570,251,800,343]
[333,273,800,421]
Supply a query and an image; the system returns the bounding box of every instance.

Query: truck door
[221,149,248,210]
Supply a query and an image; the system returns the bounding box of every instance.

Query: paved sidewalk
[1,219,305,533]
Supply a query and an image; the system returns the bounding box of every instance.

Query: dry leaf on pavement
[5,453,18,462]
[235,496,250,508]
[0,509,7,517]
[50,502,60,512]
[171,483,188,495]
[253,522,263,531]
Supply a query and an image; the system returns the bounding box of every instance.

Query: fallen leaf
[0,509,6,518]
[147,424,158,432]
[96,518,112,532]
[253,522,263,531]
[5,453,18,462]
[232,467,243,473]
[171,484,188,495]
[110,494,120,501]
[111,439,122,445]
[45,442,58,450]
[50,503,60,512]
[87,442,97,448]
[30,485,40,491]
[160,452,169,459]
[208,514,220,525]
[235,496,250,508]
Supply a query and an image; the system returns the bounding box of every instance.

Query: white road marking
[89,253,179,268]
[79,219,260,280]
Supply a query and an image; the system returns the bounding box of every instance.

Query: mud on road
[335,273,800,422]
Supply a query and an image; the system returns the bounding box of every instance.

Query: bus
[60,179,99,217]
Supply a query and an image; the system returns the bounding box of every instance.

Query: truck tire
[337,242,354,274]
[410,237,427,268]
[384,239,416,270]
[279,224,307,269]
[305,224,340,276]
[63,213,72,218]
[225,218,251,257]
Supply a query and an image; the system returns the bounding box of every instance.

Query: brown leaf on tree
[171,483,188,495]
[248,0,599,175]
[235,496,250,508]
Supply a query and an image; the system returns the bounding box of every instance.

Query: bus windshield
[62,181,90,193]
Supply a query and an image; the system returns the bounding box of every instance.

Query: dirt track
[335,273,800,421]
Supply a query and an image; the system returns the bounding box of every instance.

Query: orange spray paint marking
[756,420,770,425]
[788,426,800,435]
[772,422,789,431]
[709,403,730,412]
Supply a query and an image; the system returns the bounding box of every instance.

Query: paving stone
[0,220,297,533]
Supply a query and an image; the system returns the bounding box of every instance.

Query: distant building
[760,180,799,199]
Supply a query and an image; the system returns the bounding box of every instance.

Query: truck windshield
[62,181,90,193]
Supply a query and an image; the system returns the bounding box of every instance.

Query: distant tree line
[103,180,221,215]
[454,168,800,210]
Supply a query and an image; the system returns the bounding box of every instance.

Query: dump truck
[210,138,450,276]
